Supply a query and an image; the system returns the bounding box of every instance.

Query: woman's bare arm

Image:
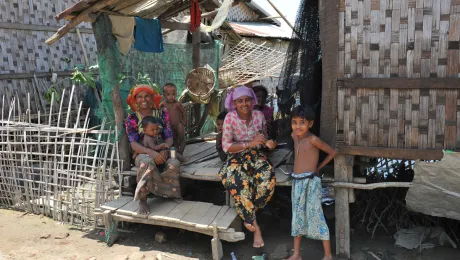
[311,136,336,173]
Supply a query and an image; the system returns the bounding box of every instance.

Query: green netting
[96,41,221,124]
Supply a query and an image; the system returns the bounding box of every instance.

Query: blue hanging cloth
[134,17,164,53]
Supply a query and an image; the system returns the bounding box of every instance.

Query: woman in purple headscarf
[218,86,277,248]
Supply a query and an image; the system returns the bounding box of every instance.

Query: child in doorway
[161,83,187,154]
[140,116,188,163]
[286,105,336,260]
[253,85,275,139]
[215,111,228,161]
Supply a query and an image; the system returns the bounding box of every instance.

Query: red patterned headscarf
[126,84,162,111]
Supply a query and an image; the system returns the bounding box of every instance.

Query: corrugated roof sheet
[229,22,292,39]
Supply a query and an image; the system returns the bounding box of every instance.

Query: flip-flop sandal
[252,254,265,260]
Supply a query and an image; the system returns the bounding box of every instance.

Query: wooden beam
[334,155,353,259]
[159,0,208,20]
[339,78,460,89]
[331,181,413,190]
[46,0,121,45]
[55,0,100,21]
[92,14,131,170]
[319,0,339,147]
[337,146,444,160]
[0,22,93,34]
[0,70,99,80]
[160,21,191,31]
[191,26,202,138]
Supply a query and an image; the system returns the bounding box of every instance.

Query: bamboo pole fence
[0,85,121,227]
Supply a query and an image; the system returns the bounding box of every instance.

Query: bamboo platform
[123,141,294,186]
[101,196,243,242]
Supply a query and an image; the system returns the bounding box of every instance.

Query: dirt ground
[0,207,458,260]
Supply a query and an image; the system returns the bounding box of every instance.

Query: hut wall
[336,0,460,153]
[0,0,98,114]
[227,3,260,22]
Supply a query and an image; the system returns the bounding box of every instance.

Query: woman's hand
[149,150,167,164]
[249,134,266,148]
[265,140,277,150]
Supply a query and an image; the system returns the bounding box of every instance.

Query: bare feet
[253,220,264,248]
[138,200,149,215]
[322,256,332,260]
[285,254,301,260]
[244,222,256,232]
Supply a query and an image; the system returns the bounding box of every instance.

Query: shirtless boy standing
[286,105,336,260]
[161,83,187,154]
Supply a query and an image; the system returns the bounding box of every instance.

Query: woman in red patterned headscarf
[125,84,178,215]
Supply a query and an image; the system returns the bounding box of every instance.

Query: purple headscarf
[225,86,258,111]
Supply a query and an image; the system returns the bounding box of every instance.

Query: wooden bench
[100,196,244,258]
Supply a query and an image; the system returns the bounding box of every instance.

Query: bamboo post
[92,13,131,170]
[266,0,298,37]
[191,26,202,137]
[334,155,353,259]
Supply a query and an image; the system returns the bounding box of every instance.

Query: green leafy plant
[71,67,96,89]
[119,72,160,92]
[44,85,61,103]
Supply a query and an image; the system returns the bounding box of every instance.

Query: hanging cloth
[200,0,233,32]
[109,15,135,55]
[190,0,201,32]
[133,17,164,53]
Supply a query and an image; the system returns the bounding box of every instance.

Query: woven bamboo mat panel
[0,0,97,114]
[337,84,460,151]
[338,0,460,78]
[0,28,97,74]
[227,3,260,22]
[0,78,88,115]
[0,1,92,28]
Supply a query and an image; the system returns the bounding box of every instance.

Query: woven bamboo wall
[0,0,98,114]
[338,0,458,78]
[227,3,260,22]
[336,0,460,152]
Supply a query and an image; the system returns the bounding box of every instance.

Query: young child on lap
[161,83,187,154]
[141,116,187,163]
[287,105,336,260]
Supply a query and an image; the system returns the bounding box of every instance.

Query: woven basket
[185,67,215,104]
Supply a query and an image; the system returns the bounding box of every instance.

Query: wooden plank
[100,196,133,211]
[0,70,99,80]
[275,167,291,184]
[212,205,230,228]
[337,145,444,160]
[111,213,245,242]
[334,155,353,259]
[195,205,224,229]
[339,78,460,89]
[319,0,339,146]
[268,149,292,168]
[148,198,180,220]
[163,200,197,223]
[181,201,213,226]
[0,22,94,34]
[161,21,191,30]
[215,207,238,230]
[183,141,215,158]
[116,199,139,216]
[184,148,217,165]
